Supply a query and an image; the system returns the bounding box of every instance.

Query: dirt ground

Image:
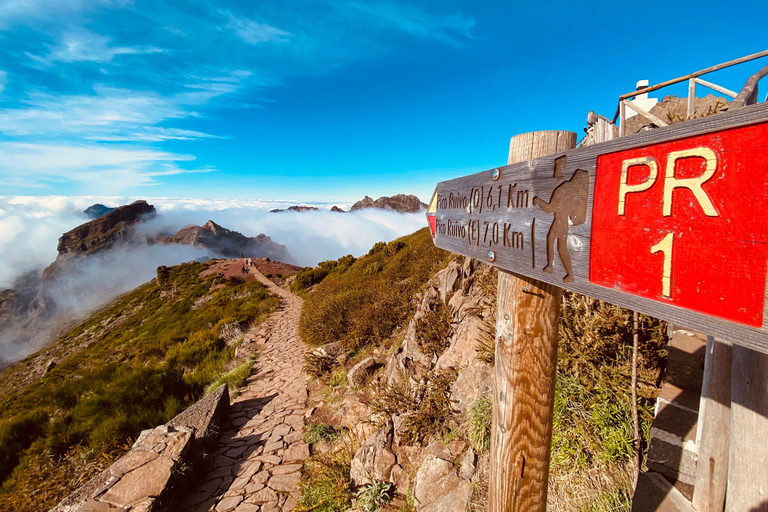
[200,258,303,286]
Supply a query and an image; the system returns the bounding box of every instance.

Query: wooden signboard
[427,102,768,354]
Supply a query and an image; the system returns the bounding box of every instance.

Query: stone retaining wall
[50,384,230,512]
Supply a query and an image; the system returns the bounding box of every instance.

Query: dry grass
[548,463,634,511]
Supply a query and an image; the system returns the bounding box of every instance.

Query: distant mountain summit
[59,200,157,256]
[269,206,319,213]
[83,204,117,219]
[350,194,426,213]
[172,220,294,262]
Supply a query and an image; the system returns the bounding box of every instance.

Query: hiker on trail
[241,266,246,275]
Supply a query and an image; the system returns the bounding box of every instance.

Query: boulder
[449,359,493,415]
[413,454,472,512]
[350,420,397,486]
[347,357,376,387]
[459,448,476,480]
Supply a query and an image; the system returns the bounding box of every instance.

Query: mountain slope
[0,261,280,512]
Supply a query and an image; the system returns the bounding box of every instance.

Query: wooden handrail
[612,49,768,123]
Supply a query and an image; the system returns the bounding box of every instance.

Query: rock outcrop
[350,194,427,213]
[57,200,157,257]
[320,257,495,508]
[413,454,473,512]
[330,206,345,213]
[172,220,294,263]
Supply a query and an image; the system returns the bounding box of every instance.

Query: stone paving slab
[181,266,307,512]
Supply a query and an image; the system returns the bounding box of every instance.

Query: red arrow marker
[427,190,438,238]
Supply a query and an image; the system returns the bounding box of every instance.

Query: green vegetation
[295,231,666,511]
[296,446,354,512]
[548,292,666,509]
[367,369,457,445]
[290,255,357,293]
[206,357,257,397]
[0,262,279,511]
[304,423,341,445]
[467,396,492,453]
[415,301,452,358]
[354,479,393,512]
[299,228,451,354]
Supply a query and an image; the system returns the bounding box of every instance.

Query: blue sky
[0,0,767,204]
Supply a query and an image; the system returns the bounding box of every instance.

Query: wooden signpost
[427,102,768,355]
[426,101,768,511]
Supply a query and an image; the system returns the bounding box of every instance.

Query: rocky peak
[172,221,294,263]
[57,200,157,256]
[350,194,427,213]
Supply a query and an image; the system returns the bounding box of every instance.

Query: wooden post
[692,336,732,512]
[688,78,696,120]
[725,345,768,511]
[489,130,577,512]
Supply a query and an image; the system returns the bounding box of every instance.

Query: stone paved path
[181,267,308,512]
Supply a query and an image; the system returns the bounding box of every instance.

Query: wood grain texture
[431,102,768,354]
[489,130,574,512]
[725,345,768,512]
[692,337,732,512]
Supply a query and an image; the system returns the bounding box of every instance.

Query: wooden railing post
[692,336,732,512]
[725,345,768,511]
[489,130,576,512]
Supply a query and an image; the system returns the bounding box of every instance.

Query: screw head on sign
[491,168,500,181]
[488,251,496,262]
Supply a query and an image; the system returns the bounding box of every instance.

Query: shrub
[304,352,338,380]
[363,262,383,276]
[355,480,393,512]
[415,301,452,358]
[475,318,495,366]
[367,369,457,445]
[367,242,387,256]
[386,240,405,255]
[290,267,330,292]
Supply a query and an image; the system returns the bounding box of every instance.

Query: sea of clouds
[0,195,428,290]
[0,195,427,361]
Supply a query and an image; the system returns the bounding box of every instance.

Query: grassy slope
[0,261,279,512]
[298,228,453,353]
[294,228,667,512]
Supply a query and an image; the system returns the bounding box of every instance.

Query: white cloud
[0,194,427,359]
[222,10,291,44]
[0,0,133,30]
[0,195,426,288]
[28,29,165,65]
[350,2,475,45]
[0,142,204,192]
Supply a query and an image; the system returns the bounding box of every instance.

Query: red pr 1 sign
[591,123,768,328]
[427,103,768,353]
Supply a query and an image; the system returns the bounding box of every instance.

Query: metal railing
[613,49,768,136]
